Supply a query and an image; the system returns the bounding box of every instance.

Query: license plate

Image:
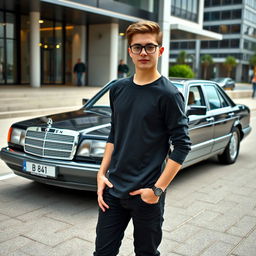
[23,161,56,178]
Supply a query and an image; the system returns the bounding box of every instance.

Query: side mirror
[82,98,89,105]
[186,106,207,116]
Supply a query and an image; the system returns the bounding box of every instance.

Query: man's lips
[138,59,149,63]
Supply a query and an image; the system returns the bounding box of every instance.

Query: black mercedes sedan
[0,79,251,191]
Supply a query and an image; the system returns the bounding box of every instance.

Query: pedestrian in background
[117,59,129,78]
[252,74,256,98]
[93,21,191,256]
[73,58,86,86]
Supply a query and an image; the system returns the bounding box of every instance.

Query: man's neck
[134,69,161,86]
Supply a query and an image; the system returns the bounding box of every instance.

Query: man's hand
[129,188,159,204]
[97,174,113,212]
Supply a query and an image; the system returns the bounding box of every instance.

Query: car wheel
[218,127,240,164]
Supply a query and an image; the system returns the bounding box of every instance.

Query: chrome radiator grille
[24,127,79,160]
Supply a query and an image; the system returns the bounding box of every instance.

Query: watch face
[154,187,163,196]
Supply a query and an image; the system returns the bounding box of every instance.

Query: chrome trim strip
[214,134,231,142]
[25,136,74,144]
[189,116,236,131]
[191,134,231,151]
[191,139,214,150]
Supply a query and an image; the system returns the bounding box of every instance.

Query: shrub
[169,64,194,78]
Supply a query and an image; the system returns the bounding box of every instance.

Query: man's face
[128,33,164,71]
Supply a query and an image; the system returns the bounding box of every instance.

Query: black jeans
[93,188,165,256]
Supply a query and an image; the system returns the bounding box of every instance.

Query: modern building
[171,0,256,82]
[0,0,221,87]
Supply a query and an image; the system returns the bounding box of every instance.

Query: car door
[185,85,214,163]
[203,83,236,153]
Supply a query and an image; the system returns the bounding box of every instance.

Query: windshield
[86,82,184,109]
[172,83,184,94]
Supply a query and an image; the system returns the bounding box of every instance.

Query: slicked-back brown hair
[126,21,163,46]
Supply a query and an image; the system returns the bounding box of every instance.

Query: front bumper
[0,147,99,191]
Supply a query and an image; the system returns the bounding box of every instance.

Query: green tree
[224,56,237,77]
[176,51,187,64]
[201,54,213,79]
[249,54,256,75]
[169,64,194,78]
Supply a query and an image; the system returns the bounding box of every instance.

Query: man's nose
[140,47,147,56]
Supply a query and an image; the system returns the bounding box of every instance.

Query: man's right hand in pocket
[97,174,113,212]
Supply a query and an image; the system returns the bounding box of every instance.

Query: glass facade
[0,11,17,84]
[20,15,30,84]
[204,9,242,21]
[171,0,199,22]
[203,24,241,34]
[205,0,242,7]
[171,41,196,50]
[201,39,240,49]
[40,20,64,84]
[114,0,155,12]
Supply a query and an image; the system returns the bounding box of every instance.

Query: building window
[201,41,209,49]
[204,0,242,7]
[209,40,219,48]
[40,20,64,84]
[230,39,240,48]
[204,9,242,21]
[220,39,230,48]
[222,10,231,19]
[171,0,199,22]
[219,24,229,34]
[232,9,242,19]
[0,11,17,84]
[230,24,241,33]
[211,11,221,20]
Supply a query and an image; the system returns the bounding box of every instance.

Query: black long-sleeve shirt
[107,76,191,199]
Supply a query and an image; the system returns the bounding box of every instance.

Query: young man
[94,21,191,256]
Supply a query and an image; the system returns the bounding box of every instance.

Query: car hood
[13,108,111,137]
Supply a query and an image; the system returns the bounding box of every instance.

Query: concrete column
[158,0,171,77]
[88,23,119,86]
[72,25,86,85]
[235,63,242,82]
[109,23,119,81]
[30,11,40,88]
[195,40,201,78]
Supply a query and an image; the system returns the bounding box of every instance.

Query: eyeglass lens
[130,44,158,54]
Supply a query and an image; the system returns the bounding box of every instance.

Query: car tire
[218,127,240,164]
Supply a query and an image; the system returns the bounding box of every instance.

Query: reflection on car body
[0,79,251,191]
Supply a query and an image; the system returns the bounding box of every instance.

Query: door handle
[228,112,235,117]
[206,117,214,122]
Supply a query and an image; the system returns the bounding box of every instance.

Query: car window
[204,85,222,110]
[216,89,230,108]
[188,86,206,106]
[91,90,110,107]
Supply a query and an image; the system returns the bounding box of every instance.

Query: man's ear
[128,47,132,58]
[159,47,164,57]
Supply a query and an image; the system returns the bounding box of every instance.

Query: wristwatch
[152,185,164,197]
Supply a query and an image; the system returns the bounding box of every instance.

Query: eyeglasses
[129,44,160,55]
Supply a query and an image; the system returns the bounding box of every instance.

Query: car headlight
[8,127,26,146]
[77,139,106,157]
